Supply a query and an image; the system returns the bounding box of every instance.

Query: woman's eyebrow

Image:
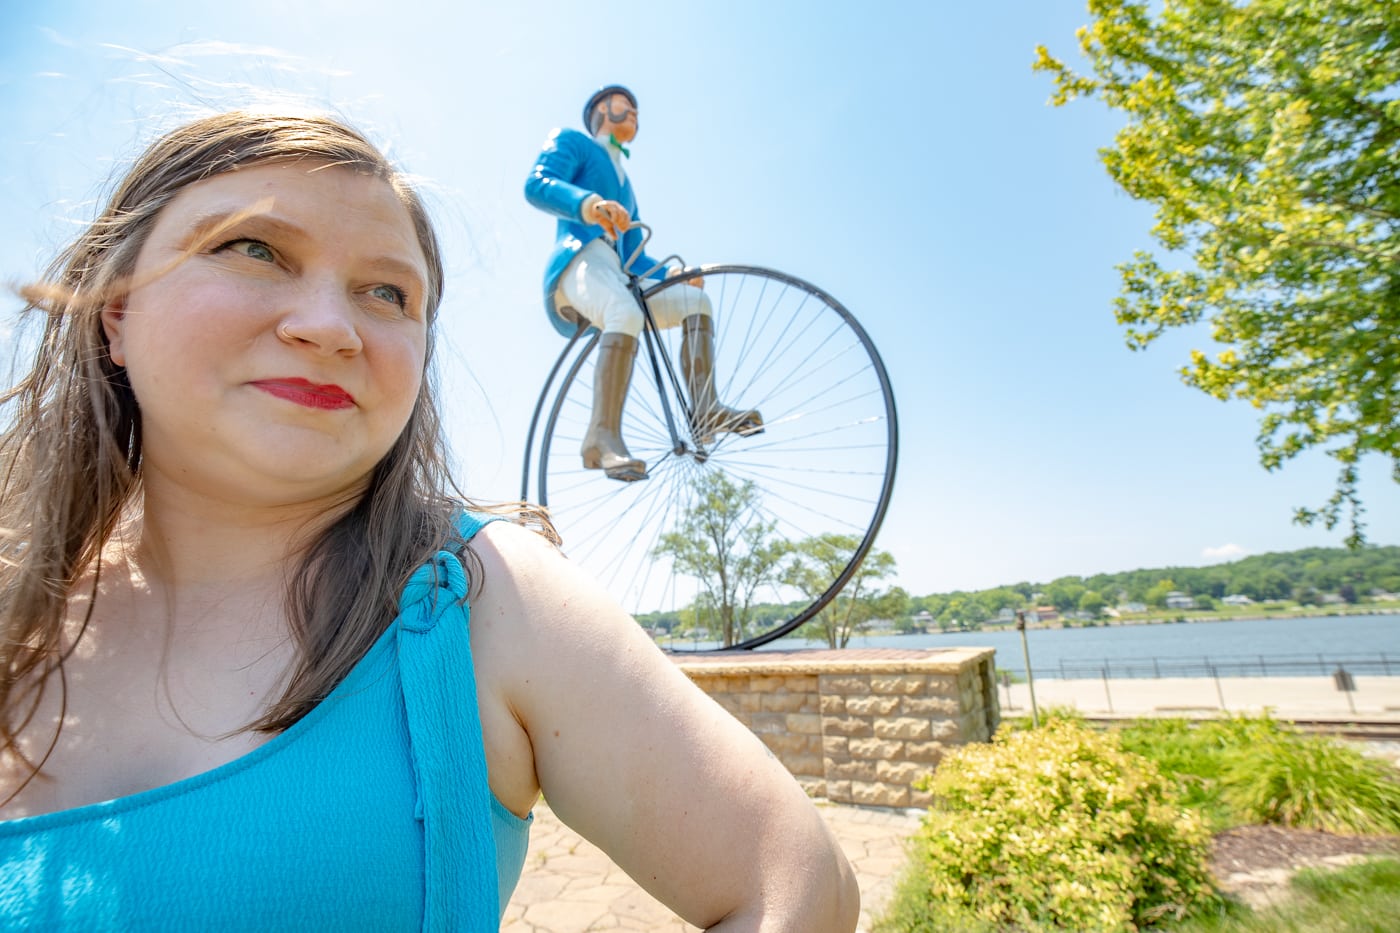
[182,202,298,248]
[181,204,426,284]
[127,201,287,290]
[361,254,429,287]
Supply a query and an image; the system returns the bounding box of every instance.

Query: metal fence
[1050,653,1396,680]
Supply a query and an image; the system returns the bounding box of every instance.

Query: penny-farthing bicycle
[521,226,897,650]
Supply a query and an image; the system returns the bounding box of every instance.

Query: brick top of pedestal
[669,646,994,675]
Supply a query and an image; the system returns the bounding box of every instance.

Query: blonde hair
[1,111,553,801]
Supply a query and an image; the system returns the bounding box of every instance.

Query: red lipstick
[253,378,355,410]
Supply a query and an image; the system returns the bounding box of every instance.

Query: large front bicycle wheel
[537,265,897,650]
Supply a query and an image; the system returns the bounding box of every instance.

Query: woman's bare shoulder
[465,517,639,650]
[466,515,558,565]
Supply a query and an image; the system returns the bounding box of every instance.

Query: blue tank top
[0,513,529,931]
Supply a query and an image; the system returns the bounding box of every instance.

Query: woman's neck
[128,471,361,588]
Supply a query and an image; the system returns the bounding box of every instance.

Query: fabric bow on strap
[397,545,498,931]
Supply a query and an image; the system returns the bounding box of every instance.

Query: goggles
[605,100,638,127]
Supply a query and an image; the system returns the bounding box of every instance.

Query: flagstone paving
[502,799,922,932]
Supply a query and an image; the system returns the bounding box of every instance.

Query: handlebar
[611,222,685,282]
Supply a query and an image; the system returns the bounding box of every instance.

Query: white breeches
[555,238,712,337]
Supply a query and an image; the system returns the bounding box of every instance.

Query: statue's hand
[666,264,703,289]
[584,198,631,238]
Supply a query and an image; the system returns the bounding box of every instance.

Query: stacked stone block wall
[677,648,998,808]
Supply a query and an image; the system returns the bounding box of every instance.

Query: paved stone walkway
[1003,674,1400,720]
[501,799,922,932]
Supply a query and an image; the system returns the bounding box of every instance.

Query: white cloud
[1202,543,1248,562]
[38,27,77,49]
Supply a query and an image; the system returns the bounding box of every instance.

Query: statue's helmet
[583,85,638,132]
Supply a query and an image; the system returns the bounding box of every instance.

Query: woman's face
[102,161,431,508]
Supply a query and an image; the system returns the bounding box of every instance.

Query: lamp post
[1016,610,1040,728]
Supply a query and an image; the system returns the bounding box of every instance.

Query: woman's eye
[220,239,276,263]
[370,284,408,308]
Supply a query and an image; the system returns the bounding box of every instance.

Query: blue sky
[2,0,1396,596]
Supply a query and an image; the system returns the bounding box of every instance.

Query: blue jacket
[524,128,668,336]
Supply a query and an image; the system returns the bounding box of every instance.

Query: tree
[982,586,1027,615]
[785,536,898,648]
[1035,1,1400,545]
[882,586,913,631]
[1078,590,1109,618]
[1144,578,1178,609]
[937,593,989,630]
[652,470,791,647]
[1044,578,1088,613]
[917,593,951,619]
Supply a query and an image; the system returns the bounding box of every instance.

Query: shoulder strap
[394,513,502,930]
[454,510,498,546]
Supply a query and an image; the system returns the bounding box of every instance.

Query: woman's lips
[252,378,355,410]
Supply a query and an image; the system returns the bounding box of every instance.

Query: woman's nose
[275,281,364,355]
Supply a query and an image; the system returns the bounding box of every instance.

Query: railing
[1048,653,1395,680]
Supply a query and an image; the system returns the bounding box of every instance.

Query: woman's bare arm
[469,521,859,931]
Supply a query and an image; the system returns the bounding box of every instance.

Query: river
[763,612,1400,679]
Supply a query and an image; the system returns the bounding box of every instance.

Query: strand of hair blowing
[0,258,144,792]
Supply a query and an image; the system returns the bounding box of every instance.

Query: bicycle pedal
[604,465,649,482]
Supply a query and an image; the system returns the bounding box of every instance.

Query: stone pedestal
[675,647,999,808]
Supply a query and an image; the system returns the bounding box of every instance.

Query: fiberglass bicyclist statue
[525,84,762,482]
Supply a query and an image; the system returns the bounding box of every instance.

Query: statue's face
[597,93,638,143]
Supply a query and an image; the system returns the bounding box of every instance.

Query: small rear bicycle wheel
[537,265,897,650]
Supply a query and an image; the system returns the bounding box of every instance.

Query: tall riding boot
[681,314,763,443]
[581,332,648,482]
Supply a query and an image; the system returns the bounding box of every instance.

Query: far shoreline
[870,605,1400,638]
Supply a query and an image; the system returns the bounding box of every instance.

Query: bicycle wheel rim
[538,265,898,650]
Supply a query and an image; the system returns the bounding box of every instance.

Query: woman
[0,111,859,931]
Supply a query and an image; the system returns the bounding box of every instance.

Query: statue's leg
[581,332,648,482]
[680,314,763,443]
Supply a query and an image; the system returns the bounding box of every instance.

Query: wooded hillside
[910,546,1400,626]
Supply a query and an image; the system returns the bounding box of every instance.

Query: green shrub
[1118,716,1298,829]
[1118,716,1295,780]
[1220,733,1400,835]
[1121,715,1400,835]
[880,719,1221,932]
[1002,704,1084,734]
